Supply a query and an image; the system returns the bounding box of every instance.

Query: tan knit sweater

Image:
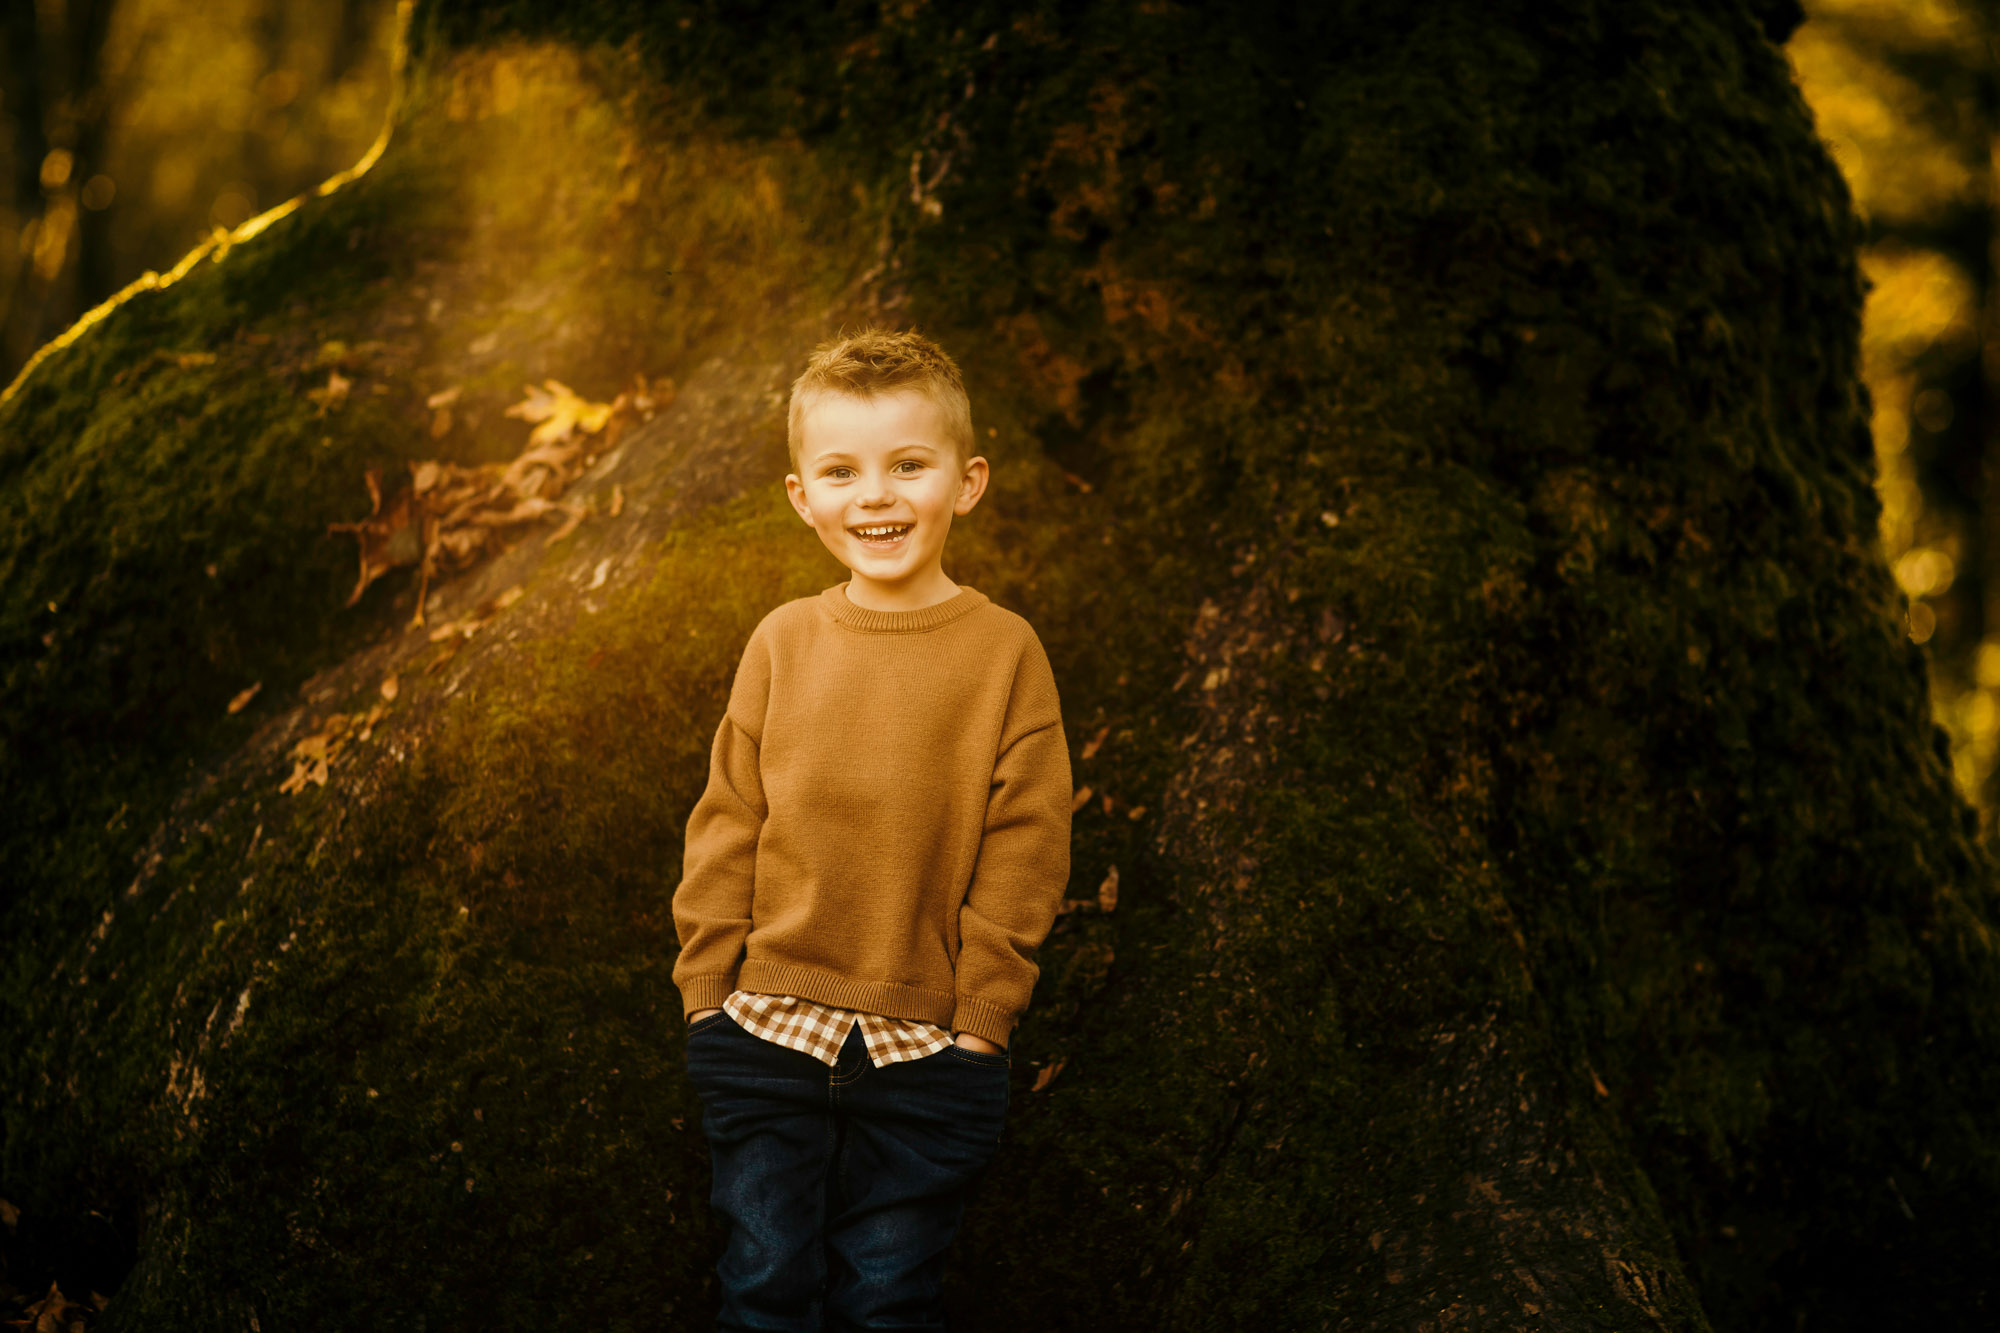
[670,583,1072,1048]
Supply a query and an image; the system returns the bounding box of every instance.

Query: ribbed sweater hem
[678,973,737,1015]
[737,960,969,1027]
[947,997,1018,1048]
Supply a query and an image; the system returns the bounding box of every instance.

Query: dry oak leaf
[1031,1059,1067,1092]
[504,379,615,448]
[327,469,419,607]
[226,682,262,714]
[18,1281,84,1333]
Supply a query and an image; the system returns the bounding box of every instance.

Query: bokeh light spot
[1910,601,1938,644]
[39,149,74,191]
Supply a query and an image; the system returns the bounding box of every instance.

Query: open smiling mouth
[849,522,913,548]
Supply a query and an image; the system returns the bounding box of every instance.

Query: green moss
[7,0,2000,1328]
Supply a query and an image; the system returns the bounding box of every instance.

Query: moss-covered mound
[3,1,1996,1329]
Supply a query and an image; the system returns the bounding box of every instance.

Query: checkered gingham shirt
[721,991,956,1068]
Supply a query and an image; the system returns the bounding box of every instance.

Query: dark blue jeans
[685,1009,1011,1332]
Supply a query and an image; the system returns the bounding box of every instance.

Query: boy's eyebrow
[808,442,944,465]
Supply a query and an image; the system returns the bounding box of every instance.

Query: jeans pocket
[944,1045,1010,1069]
[687,1010,729,1036]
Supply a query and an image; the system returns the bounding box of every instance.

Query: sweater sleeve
[670,624,773,1016]
[951,635,1072,1047]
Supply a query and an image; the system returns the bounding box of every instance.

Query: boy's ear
[953,455,990,517]
[784,473,815,525]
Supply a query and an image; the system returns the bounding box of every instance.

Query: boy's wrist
[952,1030,1005,1054]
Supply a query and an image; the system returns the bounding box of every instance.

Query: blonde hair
[787,328,975,472]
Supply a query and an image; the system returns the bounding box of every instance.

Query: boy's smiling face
[785,389,988,612]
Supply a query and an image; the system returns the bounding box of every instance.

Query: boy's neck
[843,567,963,613]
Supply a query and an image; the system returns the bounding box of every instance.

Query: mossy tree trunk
[3,1,1996,1329]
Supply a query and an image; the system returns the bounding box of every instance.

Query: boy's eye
[895,461,923,473]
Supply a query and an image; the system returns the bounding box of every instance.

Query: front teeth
[855,524,910,538]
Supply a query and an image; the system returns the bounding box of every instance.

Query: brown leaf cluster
[0,1278,107,1333]
[279,696,392,795]
[330,375,670,625]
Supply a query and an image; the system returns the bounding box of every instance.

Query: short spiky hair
[786,328,975,473]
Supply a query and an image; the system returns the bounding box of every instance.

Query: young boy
[672,328,1073,1331]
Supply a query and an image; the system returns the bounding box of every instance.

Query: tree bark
[0,0,50,374]
[1,2,1995,1329]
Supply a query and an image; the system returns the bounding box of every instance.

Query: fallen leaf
[425,584,526,647]
[1080,723,1111,761]
[226,682,262,714]
[504,379,615,449]
[1070,785,1094,813]
[308,369,351,415]
[1126,805,1148,821]
[1097,865,1119,913]
[280,713,359,795]
[0,1196,17,1228]
[327,470,419,607]
[426,385,462,409]
[379,674,399,701]
[608,482,625,517]
[1031,1059,1067,1092]
[21,1280,82,1331]
[430,406,453,438]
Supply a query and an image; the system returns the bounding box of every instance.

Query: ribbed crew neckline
[820,583,989,633]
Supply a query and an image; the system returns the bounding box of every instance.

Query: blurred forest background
[3,0,1999,814]
[0,0,395,381]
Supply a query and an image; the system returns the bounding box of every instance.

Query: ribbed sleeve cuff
[950,997,1018,1048]
[678,974,737,1017]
